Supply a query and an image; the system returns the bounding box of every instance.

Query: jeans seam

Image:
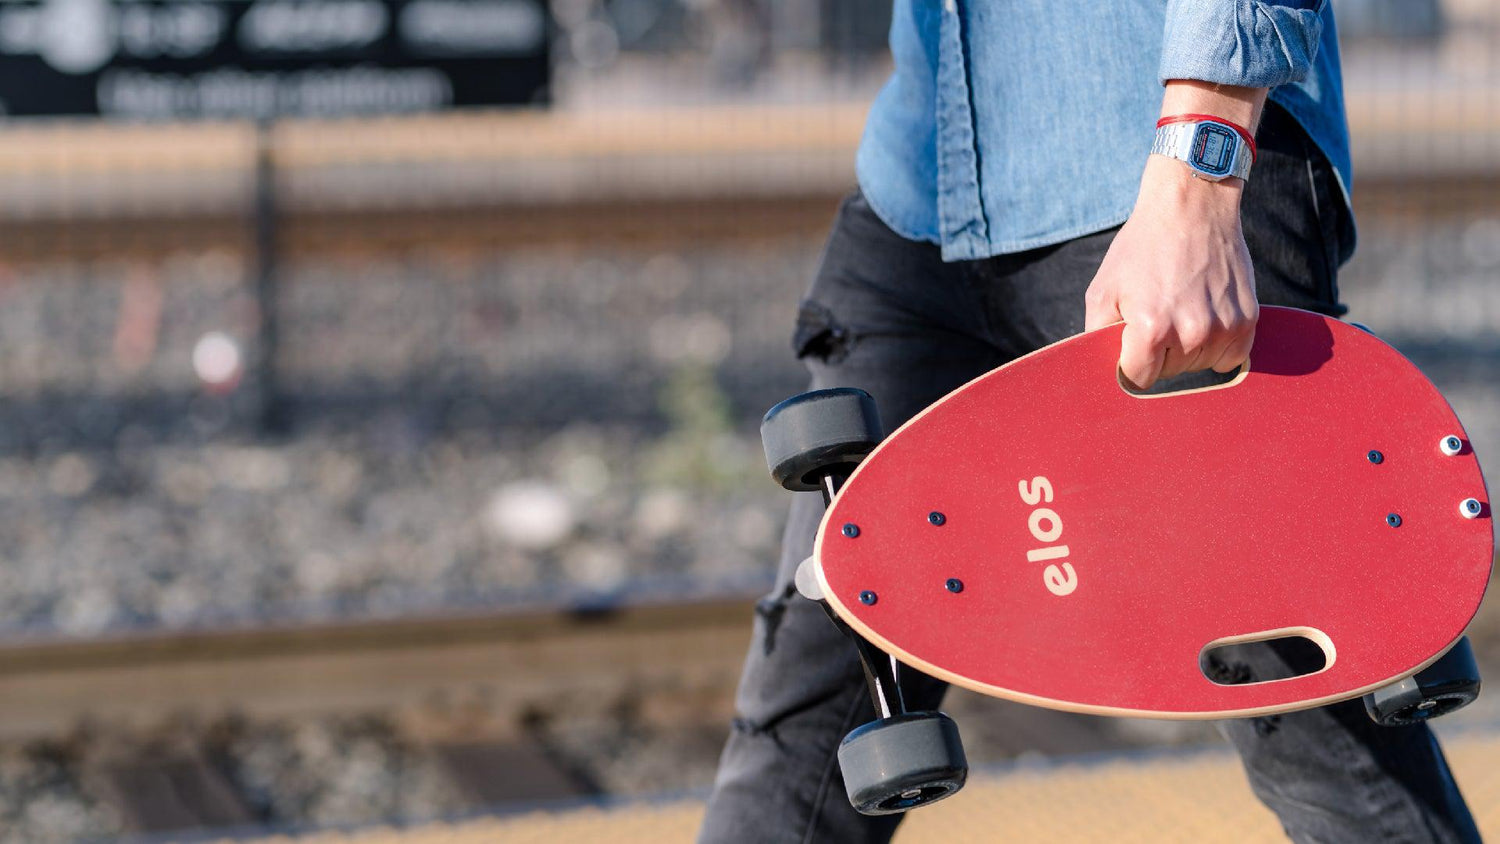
[1305,152,1334,307]
[956,260,999,349]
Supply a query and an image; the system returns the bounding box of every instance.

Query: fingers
[1170,318,1242,377]
[1210,326,1255,373]
[1124,308,1257,388]
[1083,282,1122,333]
[1162,315,1214,379]
[1119,319,1167,390]
[1210,296,1259,373]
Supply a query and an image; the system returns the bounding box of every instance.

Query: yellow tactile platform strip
[226,728,1500,844]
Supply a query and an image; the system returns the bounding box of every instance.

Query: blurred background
[0,0,1496,841]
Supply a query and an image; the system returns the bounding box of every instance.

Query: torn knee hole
[731,717,769,737]
[793,300,855,364]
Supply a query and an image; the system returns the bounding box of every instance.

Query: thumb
[1118,319,1166,391]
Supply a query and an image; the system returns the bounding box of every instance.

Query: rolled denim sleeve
[1159,0,1327,89]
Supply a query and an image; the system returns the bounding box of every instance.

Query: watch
[1151,119,1254,182]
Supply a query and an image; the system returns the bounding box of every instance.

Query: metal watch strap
[1151,121,1253,181]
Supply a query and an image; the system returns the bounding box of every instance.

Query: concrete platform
[223,723,1500,843]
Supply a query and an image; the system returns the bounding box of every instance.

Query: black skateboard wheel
[1364,636,1481,727]
[837,711,967,816]
[761,388,882,492]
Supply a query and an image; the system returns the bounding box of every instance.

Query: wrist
[1149,80,1266,190]
[1138,154,1243,212]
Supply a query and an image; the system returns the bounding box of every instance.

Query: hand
[1083,155,1258,390]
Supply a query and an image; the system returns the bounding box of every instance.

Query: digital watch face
[1191,123,1238,178]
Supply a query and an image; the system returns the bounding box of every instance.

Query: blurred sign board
[0,0,549,118]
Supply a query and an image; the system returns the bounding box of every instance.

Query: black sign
[0,0,550,118]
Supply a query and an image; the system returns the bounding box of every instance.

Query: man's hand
[1084,156,1257,389]
[1084,81,1265,391]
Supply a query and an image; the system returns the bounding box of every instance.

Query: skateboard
[760,306,1491,815]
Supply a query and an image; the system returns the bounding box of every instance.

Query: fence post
[252,116,285,434]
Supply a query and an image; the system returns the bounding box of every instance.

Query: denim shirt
[856,0,1351,261]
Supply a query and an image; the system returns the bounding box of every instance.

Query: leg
[964,102,1478,844]
[1217,644,1480,843]
[699,192,1002,844]
[1212,105,1480,844]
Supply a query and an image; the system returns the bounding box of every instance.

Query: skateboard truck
[1364,637,1481,726]
[762,388,968,816]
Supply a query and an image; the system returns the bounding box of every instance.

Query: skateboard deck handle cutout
[1198,627,1336,687]
[1117,360,1249,398]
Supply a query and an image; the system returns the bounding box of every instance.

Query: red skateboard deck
[814,307,1492,719]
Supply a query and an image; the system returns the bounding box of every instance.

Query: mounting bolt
[1461,498,1482,519]
[1367,450,1384,465]
[859,590,877,605]
[1417,700,1439,711]
[928,511,946,526]
[945,578,964,593]
[1440,436,1463,456]
[842,523,860,538]
[1386,513,1403,528]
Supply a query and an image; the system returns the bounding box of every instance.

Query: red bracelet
[1156,113,1257,163]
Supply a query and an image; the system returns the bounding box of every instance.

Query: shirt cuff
[1159,0,1327,89]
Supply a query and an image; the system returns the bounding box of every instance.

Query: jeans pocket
[1306,142,1350,314]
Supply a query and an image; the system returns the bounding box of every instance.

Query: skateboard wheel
[837,712,967,816]
[761,388,883,492]
[1364,637,1481,726]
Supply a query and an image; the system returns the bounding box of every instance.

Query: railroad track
[0,594,758,741]
[0,594,759,836]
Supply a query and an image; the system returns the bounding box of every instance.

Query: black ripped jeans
[699,105,1480,844]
